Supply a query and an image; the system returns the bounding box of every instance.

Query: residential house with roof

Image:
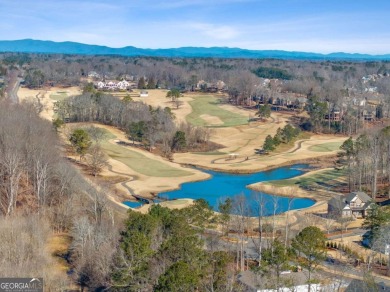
[324,106,343,121]
[96,81,105,90]
[88,71,100,79]
[328,191,373,218]
[95,80,130,91]
[117,80,130,90]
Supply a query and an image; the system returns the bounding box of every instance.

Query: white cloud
[227,36,390,55]
[189,23,239,40]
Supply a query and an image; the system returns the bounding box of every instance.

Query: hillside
[1,39,390,60]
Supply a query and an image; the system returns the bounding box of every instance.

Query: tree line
[0,101,126,290]
[1,52,389,93]
[263,124,301,153]
[339,126,390,198]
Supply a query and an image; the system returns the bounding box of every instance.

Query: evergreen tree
[155,261,198,292]
[218,198,232,235]
[166,89,180,101]
[362,204,390,244]
[138,76,146,89]
[262,240,289,290]
[263,135,275,152]
[147,76,156,89]
[292,226,326,290]
[69,129,92,160]
[172,131,186,151]
[112,205,234,291]
[282,124,300,142]
[257,104,271,119]
[340,137,355,190]
[127,121,145,144]
[305,95,327,131]
[273,128,283,146]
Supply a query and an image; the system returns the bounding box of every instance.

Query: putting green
[50,92,68,101]
[186,95,248,127]
[308,142,342,152]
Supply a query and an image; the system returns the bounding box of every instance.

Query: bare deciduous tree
[85,144,108,177]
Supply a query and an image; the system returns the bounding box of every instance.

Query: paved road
[322,261,390,286]
[326,227,366,240]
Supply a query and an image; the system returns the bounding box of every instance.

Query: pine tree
[147,76,156,89]
[263,135,275,152]
[138,76,146,89]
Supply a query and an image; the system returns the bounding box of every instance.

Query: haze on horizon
[0,0,389,55]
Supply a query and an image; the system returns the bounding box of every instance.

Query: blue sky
[1,0,389,54]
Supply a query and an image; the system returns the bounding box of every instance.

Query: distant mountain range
[1,39,390,60]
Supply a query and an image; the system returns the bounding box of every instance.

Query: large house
[328,191,373,218]
[96,80,130,91]
[196,80,227,92]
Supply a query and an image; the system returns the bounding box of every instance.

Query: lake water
[123,201,144,208]
[157,164,315,216]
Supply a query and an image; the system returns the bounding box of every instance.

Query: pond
[123,201,144,208]
[158,164,315,216]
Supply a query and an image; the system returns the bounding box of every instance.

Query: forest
[2,52,390,137]
[1,53,390,290]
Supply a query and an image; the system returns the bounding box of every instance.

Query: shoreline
[179,153,337,175]
[61,124,338,215]
[17,86,343,215]
[144,154,337,198]
[125,158,336,215]
[78,131,337,215]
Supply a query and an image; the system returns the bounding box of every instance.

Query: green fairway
[50,92,68,101]
[186,95,248,127]
[98,129,192,177]
[265,168,347,189]
[308,142,342,152]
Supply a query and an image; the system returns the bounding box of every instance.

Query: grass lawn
[265,168,347,189]
[186,95,248,127]
[49,91,68,101]
[191,151,227,155]
[110,92,138,98]
[98,129,192,177]
[162,199,189,205]
[273,132,312,154]
[229,163,251,167]
[308,141,343,152]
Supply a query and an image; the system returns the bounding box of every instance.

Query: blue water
[123,199,163,209]
[158,164,315,216]
[123,201,144,208]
